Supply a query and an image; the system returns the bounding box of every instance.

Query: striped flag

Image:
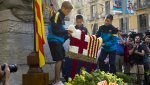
[35,0,46,67]
[87,35,102,58]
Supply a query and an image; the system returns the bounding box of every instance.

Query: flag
[35,0,46,67]
[113,0,123,14]
[126,0,135,14]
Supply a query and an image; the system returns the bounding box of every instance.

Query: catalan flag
[35,0,46,67]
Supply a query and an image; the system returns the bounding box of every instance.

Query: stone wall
[0,9,54,85]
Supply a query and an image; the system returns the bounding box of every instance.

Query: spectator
[115,31,125,72]
[123,35,131,74]
[129,35,145,84]
[142,35,150,84]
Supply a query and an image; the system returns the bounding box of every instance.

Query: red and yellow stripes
[87,35,102,58]
[35,0,46,67]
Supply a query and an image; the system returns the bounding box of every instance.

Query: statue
[0,0,33,22]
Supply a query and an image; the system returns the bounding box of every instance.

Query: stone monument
[0,0,52,85]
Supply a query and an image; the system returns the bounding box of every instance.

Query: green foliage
[116,72,136,83]
[146,70,150,75]
[65,69,127,85]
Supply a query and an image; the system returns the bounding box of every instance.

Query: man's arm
[118,32,125,44]
[134,49,145,56]
[129,46,136,55]
[51,12,68,37]
[147,46,150,53]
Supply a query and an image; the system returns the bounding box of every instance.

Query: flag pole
[33,0,36,52]
[23,0,49,81]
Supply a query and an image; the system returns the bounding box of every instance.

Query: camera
[1,64,18,73]
[145,30,150,36]
[129,31,137,39]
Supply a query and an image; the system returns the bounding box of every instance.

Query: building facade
[71,0,150,34]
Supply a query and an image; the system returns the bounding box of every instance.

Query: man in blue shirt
[47,1,73,85]
[115,32,126,72]
[96,14,118,73]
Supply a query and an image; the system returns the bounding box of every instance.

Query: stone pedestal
[22,52,49,85]
[23,73,49,85]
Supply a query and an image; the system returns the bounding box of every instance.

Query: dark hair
[145,30,150,36]
[76,15,83,20]
[134,34,142,42]
[105,14,113,20]
[61,1,73,9]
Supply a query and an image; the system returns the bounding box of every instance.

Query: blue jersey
[47,9,68,43]
[116,37,125,56]
[96,25,118,52]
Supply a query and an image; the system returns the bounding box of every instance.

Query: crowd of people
[47,1,150,85]
[114,30,150,84]
[97,28,150,84]
[1,1,149,85]
[95,13,150,85]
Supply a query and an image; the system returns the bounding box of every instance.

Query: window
[138,14,148,32]
[120,18,124,30]
[91,5,96,18]
[139,0,146,8]
[120,18,129,33]
[136,0,150,9]
[105,1,110,15]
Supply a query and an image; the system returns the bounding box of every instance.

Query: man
[129,35,145,84]
[96,14,118,74]
[115,31,125,72]
[75,15,88,34]
[142,35,150,84]
[47,1,73,85]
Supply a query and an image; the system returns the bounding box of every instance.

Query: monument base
[22,52,49,85]
[22,73,49,85]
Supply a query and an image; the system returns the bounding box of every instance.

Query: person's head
[129,3,133,8]
[118,30,122,34]
[145,35,150,43]
[134,35,141,43]
[61,1,73,16]
[76,15,84,27]
[104,14,113,26]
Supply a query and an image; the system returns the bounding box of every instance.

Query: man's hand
[67,30,73,34]
[134,50,138,54]
[4,64,10,85]
[133,43,138,48]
